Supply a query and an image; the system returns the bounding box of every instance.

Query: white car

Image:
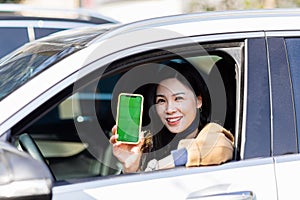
[0,8,299,199]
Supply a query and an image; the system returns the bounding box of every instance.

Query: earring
[199,107,202,113]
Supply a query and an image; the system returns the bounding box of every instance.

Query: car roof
[89,8,300,43]
[0,3,118,24]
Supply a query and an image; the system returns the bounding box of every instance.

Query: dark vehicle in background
[0,8,300,199]
[0,3,117,57]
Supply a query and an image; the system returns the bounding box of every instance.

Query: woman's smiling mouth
[166,116,182,126]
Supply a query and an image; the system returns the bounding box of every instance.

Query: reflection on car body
[0,8,299,199]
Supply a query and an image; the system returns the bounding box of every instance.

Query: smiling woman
[109,59,235,173]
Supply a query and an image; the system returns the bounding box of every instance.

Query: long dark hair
[143,59,211,158]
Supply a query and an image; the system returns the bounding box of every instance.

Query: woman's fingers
[110,135,116,144]
[112,125,117,135]
[110,125,118,144]
[137,132,145,149]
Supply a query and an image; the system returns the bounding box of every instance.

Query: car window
[0,27,29,58]
[285,38,300,152]
[243,38,272,159]
[12,42,240,181]
[267,38,297,156]
[34,28,66,39]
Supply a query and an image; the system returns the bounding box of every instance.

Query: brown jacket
[144,123,234,171]
[178,122,234,167]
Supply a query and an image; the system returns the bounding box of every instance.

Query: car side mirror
[0,141,53,199]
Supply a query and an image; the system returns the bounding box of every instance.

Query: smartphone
[116,93,144,144]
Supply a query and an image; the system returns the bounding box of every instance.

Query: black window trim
[267,36,298,156]
[243,38,272,159]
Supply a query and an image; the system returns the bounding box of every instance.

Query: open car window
[11,41,241,181]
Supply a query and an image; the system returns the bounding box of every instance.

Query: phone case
[116,93,144,144]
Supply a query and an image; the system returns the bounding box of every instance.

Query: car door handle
[186,191,256,200]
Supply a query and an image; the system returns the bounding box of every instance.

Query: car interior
[10,43,239,182]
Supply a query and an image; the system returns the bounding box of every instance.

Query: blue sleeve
[171,148,187,166]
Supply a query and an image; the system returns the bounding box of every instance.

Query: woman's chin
[167,126,184,134]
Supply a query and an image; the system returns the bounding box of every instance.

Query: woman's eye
[175,96,184,101]
[156,98,165,104]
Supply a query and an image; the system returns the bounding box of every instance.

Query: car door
[269,33,300,199]
[10,33,277,199]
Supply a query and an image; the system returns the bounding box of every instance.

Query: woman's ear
[196,95,202,109]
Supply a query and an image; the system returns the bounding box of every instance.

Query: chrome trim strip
[240,40,249,159]
[265,35,274,156]
[266,30,300,37]
[27,26,35,42]
[274,154,300,163]
[235,47,243,159]
[0,20,96,28]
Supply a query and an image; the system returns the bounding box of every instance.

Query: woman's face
[155,78,202,134]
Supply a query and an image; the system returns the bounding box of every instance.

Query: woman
[110,60,234,173]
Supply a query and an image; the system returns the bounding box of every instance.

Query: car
[0,8,299,199]
[0,3,118,58]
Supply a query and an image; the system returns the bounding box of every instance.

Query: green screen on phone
[117,94,143,143]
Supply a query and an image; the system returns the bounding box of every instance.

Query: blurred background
[2,0,300,23]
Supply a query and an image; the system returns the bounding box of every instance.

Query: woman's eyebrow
[172,92,185,96]
[156,92,185,98]
[155,94,165,98]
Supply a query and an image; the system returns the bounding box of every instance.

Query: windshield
[0,25,112,101]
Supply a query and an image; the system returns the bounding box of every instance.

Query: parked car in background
[0,8,300,199]
[0,3,117,58]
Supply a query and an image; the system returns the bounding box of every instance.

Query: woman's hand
[110,125,144,173]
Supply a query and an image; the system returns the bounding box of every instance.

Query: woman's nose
[165,102,177,114]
